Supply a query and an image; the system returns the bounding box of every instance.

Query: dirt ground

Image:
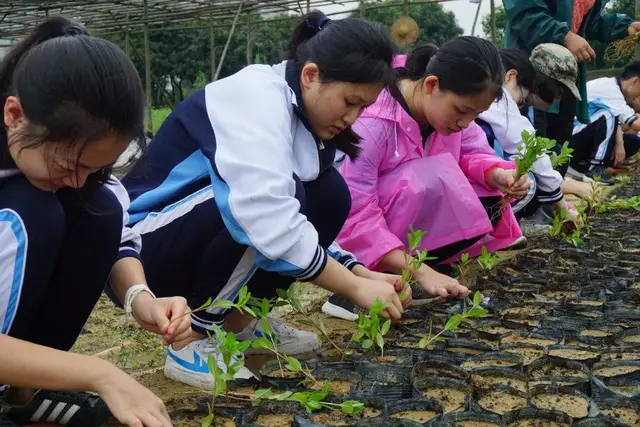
[73,171,631,426]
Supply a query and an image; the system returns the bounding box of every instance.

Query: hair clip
[63,25,85,36]
[305,17,330,32]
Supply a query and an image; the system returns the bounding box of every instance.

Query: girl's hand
[348,277,404,320]
[351,265,412,308]
[131,292,192,345]
[628,22,640,38]
[94,361,172,427]
[486,168,531,198]
[415,266,470,298]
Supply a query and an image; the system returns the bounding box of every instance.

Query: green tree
[608,0,634,17]
[482,5,506,46]
[356,0,463,49]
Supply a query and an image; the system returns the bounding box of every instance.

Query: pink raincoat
[336,57,522,270]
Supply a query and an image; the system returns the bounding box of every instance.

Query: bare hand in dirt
[561,177,593,200]
[350,278,404,320]
[562,208,583,232]
[94,361,172,427]
[564,32,596,63]
[415,266,470,299]
[131,292,192,345]
[487,168,531,198]
[613,142,626,167]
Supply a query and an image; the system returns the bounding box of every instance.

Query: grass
[151,107,172,135]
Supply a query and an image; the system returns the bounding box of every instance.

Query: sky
[443,0,503,36]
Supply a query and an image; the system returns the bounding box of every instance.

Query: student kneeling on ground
[0,17,192,427]
[121,11,412,390]
[477,45,582,238]
[568,61,640,185]
[323,38,532,321]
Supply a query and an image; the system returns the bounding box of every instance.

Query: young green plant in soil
[597,195,640,213]
[549,207,584,247]
[200,287,365,426]
[418,290,488,348]
[401,227,437,292]
[477,246,500,271]
[456,253,473,287]
[349,298,392,358]
[493,130,572,218]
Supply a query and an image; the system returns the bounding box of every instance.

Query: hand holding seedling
[401,227,470,299]
[350,278,404,320]
[486,168,531,198]
[361,269,413,308]
[628,22,640,38]
[130,293,192,346]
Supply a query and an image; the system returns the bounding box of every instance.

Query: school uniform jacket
[478,88,564,204]
[123,60,359,281]
[0,137,140,335]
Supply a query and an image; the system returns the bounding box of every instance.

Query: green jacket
[503,0,632,123]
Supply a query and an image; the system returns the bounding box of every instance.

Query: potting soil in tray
[476,389,528,415]
[253,414,294,426]
[390,410,438,423]
[421,387,467,413]
[529,392,589,418]
[227,172,640,427]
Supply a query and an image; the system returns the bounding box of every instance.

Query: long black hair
[0,16,146,188]
[399,37,504,101]
[288,10,395,159]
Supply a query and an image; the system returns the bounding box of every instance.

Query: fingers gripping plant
[192,286,365,426]
[401,227,437,291]
[493,130,572,218]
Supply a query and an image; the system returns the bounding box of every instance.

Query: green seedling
[169,285,255,326]
[250,384,364,416]
[200,285,364,424]
[456,253,472,287]
[598,195,640,213]
[477,246,500,271]
[350,298,392,358]
[418,290,488,348]
[493,130,572,220]
[549,207,585,247]
[400,227,437,299]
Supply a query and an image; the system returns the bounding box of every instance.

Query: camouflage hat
[530,43,581,101]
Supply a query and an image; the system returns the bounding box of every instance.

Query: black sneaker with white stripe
[2,390,109,426]
[322,294,361,321]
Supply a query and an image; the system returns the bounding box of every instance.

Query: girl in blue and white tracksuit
[0,17,188,427]
[122,10,411,390]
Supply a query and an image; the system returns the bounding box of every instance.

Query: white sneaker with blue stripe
[237,317,320,355]
[164,338,255,390]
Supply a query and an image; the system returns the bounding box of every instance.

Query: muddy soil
[85,168,640,427]
[390,410,438,422]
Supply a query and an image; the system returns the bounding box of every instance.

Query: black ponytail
[287,10,395,159]
[0,16,87,109]
[399,37,504,101]
[499,48,536,90]
[0,16,145,189]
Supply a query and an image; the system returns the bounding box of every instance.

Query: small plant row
[167,226,493,426]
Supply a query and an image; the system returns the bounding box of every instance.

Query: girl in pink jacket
[324,38,530,320]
